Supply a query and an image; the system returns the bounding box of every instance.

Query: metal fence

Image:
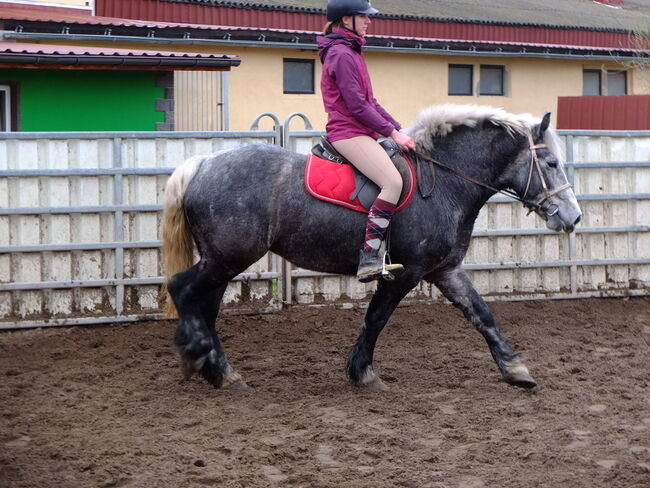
[0,118,648,329]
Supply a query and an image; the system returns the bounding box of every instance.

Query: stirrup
[380,250,403,281]
[357,248,404,283]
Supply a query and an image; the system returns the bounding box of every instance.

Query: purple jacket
[317,26,401,142]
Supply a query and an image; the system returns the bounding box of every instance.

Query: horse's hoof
[228,379,249,390]
[503,361,537,389]
[359,368,390,391]
[221,369,247,389]
[365,376,390,391]
[180,356,197,380]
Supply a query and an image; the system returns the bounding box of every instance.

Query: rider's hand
[391,129,416,152]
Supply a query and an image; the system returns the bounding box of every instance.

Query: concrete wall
[0,131,280,328]
[0,129,648,328]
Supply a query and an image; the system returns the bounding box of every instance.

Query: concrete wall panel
[0,131,647,327]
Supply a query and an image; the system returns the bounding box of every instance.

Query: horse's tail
[160,155,206,317]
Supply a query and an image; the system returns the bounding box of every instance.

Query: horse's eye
[547,160,558,168]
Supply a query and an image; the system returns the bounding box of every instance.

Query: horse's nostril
[574,215,582,226]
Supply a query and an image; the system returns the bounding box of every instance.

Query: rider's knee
[388,176,403,195]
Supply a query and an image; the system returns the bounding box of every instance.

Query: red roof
[0,41,233,57]
[0,41,240,70]
[0,4,218,29]
[0,1,639,52]
[94,0,639,51]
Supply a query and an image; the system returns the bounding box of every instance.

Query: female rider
[317,0,416,282]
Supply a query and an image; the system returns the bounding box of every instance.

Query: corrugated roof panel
[557,95,650,130]
[0,41,236,58]
[96,0,638,50]
[145,0,650,31]
[0,1,639,51]
[0,41,240,69]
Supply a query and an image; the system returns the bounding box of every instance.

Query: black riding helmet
[326,0,379,21]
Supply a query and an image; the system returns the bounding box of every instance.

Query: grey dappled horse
[162,105,582,390]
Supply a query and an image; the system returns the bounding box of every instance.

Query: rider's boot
[357,248,404,283]
[356,198,404,283]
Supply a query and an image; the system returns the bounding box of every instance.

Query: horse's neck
[448,127,520,188]
[434,128,521,229]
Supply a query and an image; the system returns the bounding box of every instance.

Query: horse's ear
[537,112,551,137]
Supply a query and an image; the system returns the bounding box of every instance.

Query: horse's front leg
[347,274,421,390]
[430,267,537,388]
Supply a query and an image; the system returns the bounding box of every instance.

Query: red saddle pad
[304,154,415,213]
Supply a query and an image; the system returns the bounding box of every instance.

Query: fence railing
[0,121,648,329]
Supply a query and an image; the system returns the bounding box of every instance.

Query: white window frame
[282,58,315,95]
[448,64,474,96]
[479,64,506,96]
[583,69,602,96]
[0,85,10,132]
[606,70,627,95]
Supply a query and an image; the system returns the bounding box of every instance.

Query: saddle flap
[320,136,346,162]
[305,152,417,214]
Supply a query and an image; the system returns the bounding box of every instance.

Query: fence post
[282,112,314,150]
[113,137,125,315]
[565,135,578,296]
[249,113,283,147]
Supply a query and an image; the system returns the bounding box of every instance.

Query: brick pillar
[155,72,174,131]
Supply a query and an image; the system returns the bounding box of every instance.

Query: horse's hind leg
[431,267,536,388]
[167,263,245,388]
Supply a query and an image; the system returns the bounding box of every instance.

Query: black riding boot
[356,248,404,283]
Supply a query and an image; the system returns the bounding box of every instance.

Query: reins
[412,131,573,216]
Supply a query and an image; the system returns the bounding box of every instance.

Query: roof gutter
[0,52,240,68]
[2,31,637,62]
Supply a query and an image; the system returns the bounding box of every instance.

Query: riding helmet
[326,0,379,21]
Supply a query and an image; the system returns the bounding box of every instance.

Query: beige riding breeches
[332,136,403,205]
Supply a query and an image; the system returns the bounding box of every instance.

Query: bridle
[521,131,573,217]
[412,131,573,218]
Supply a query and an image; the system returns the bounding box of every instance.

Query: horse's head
[512,113,582,233]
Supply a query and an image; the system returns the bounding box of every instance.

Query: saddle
[306,136,434,213]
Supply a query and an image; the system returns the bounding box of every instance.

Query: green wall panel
[0,69,166,131]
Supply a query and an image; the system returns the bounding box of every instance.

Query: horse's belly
[271,243,358,277]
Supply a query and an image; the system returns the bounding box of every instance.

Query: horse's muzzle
[546,210,582,233]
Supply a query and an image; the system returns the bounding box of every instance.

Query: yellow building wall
[49,39,647,131]
[632,67,650,93]
[221,47,642,131]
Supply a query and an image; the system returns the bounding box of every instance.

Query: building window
[607,70,627,95]
[583,69,602,95]
[479,65,505,96]
[283,59,315,94]
[0,85,12,132]
[448,64,473,95]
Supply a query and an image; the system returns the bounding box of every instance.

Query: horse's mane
[407,104,565,164]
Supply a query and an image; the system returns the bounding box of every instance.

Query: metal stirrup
[382,229,393,278]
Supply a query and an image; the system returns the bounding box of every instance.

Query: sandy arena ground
[1,296,649,488]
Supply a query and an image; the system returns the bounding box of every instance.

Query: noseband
[413,131,573,218]
[521,132,573,217]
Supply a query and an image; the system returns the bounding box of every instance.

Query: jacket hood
[317,25,366,63]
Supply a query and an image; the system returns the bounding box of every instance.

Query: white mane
[406,104,565,163]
